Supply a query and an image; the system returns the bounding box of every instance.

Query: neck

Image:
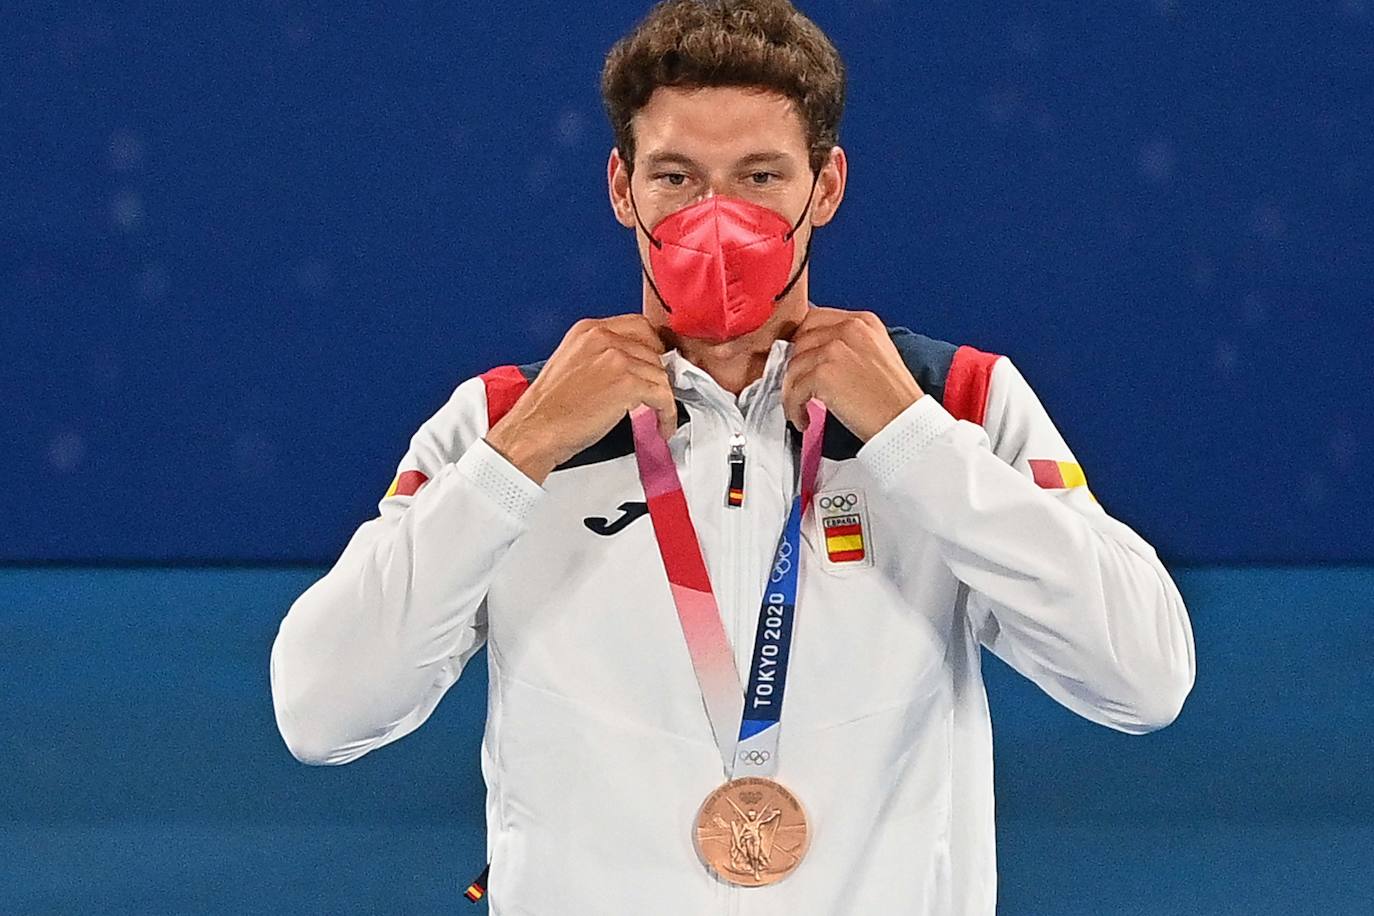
[657,287,811,396]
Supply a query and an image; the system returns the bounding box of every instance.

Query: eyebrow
[643,151,796,170]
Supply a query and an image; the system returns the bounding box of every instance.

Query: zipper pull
[726,433,747,508]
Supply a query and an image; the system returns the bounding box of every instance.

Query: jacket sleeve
[857,357,1195,734]
[269,375,544,765]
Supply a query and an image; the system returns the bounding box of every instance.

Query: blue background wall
[4,1,1371,564]
[3,2,1373,914]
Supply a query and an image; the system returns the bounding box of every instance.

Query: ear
[808,146,848,229]
[608,148,638,229]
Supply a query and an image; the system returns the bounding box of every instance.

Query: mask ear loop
[774,168,822,303]
[628,179,675,314]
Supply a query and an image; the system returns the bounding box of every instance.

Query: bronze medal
[693,777,810,887]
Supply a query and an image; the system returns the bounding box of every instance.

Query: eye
[749,172,781,186]
[653,172,689,188]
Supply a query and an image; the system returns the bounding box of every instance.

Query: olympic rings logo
[818,493,858,511]
[771,539,794,582]
[739,749,772,766]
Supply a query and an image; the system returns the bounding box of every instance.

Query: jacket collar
[661,338,792,411]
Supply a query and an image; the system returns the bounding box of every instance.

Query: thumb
[658,404,677,442]
[781,377,811,431]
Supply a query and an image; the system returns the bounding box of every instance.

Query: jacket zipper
[726,434,747,508]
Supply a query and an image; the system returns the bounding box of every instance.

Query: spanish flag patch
[384,470,429,499]
[824,516,866,563]
[1028,460,1094,500]
[463,863,490,903]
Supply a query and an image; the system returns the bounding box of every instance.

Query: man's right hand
[485,315,678,485]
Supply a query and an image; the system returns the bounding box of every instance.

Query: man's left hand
[782,307,925,441]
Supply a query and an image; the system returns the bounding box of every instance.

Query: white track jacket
[270,326,1196,915]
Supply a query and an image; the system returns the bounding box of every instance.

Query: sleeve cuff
[455,438,546,525]
[857,395,958,489]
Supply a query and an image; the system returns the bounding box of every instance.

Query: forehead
[631,85,808,164]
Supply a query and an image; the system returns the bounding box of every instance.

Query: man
[269,1,1196,913]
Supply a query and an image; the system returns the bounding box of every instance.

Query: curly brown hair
[600,0,847,176]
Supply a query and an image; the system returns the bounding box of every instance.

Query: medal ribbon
[631,399,826,778]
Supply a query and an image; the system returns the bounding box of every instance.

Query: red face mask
[630,170,820,343]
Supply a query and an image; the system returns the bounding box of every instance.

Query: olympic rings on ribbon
[771,537,795,582]
[739,749,772,766]
[771,556,792,582]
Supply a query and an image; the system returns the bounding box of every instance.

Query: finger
[619,358,672,391]
[781,363,817,431]
[602,334,667,369]
[843,309,886,333]
[800,306,878,331]
[564,317,600,342]
[786,336,857,426]
[790,306,849,342]
[620,363,678,439]
[598,314,668,354]
[787,338,851,403]
[609,332,675,438]
[791,308,883,361]
[590,341,669,383]
[784,340,828,382]
[626,370,678,439]
[788,325,827,362]
[815,313,882,356]
[784,379,815,431]
[659,402,678,441]
[788,315,845,361]
[782,340,825,430]
[568,316,664,368]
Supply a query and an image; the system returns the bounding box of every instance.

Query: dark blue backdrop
[4,1,1371,564]
[3,5,1373,914]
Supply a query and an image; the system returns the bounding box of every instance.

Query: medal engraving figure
[694,777,810,886]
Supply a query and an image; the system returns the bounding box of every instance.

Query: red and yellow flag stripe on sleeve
[384,470,429,499]
[1029,459,1085,490]
[1028,459,1096,501]
[464,863,490,903]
